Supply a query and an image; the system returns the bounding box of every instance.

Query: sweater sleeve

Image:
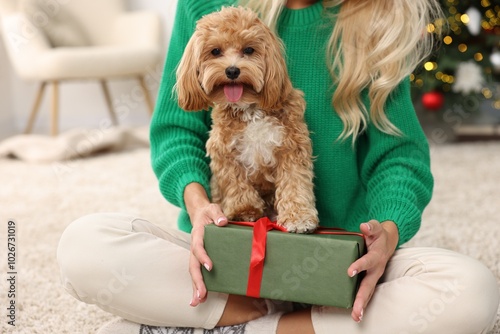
[150,0,233,212]
[360,78,434,247]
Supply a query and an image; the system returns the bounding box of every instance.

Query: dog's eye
[211,48,222,56]
[243,47,254,55]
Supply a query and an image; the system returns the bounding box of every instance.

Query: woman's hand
[347,220,399,322]
[184,183,228,307]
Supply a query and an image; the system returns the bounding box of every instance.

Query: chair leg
[51,81,59,136]
[138,75,154,116]
[100,80,118,125]
[25,81,47,134]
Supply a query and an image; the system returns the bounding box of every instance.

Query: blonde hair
[239,0,444,141]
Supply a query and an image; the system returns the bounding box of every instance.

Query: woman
[58,0,499,333]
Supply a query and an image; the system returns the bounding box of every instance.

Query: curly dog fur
[176,6,318,232]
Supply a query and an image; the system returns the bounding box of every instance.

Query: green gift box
[202,218,366,308]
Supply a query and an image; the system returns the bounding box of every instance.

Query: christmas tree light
[412,0,500,113]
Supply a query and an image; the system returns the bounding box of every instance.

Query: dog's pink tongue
[224,83,244,103]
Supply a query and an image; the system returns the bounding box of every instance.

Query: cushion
[19,0,90,47]
[29,45,160,80]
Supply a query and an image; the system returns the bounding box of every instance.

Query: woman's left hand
[347,220,399,322]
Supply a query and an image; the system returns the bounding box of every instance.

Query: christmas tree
[412,0,500,133]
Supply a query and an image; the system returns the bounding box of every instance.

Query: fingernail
[197,290,201,299]
[203,263,211,271]
[359,309,364,322]
[189,299,194,306]
[350,270,358,277]
[216,217,225,225]
[364,223,371,231]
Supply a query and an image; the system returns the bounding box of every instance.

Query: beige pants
[57,213,499,333]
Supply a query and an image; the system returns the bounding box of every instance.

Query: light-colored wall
[0,0,178,139]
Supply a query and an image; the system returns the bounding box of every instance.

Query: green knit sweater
[150,0,434,247]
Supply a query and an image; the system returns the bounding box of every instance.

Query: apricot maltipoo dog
[176,6,318,233]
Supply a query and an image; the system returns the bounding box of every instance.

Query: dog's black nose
[225,66,240,80]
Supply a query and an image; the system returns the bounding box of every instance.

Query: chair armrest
[1,13,51,80]
[111,11,161,48]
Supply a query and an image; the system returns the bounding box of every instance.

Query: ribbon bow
[230,217,285,297]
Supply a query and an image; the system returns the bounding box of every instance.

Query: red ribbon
[229,218,364,298]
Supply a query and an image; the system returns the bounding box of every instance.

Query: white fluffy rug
[0,142,499,333]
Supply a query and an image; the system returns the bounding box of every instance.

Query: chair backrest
[56,0,125,45]
[14,0,126,46]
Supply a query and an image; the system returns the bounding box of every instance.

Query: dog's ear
[175,32,210,111]
[260,27,293,110]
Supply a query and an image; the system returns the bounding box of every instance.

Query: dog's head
[176,6,293,111]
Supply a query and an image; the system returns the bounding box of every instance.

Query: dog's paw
[278,215,319,234]
[228,207,263,222]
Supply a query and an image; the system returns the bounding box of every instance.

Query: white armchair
[0,0,161,135]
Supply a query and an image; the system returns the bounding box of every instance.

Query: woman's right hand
[184,183,228,307]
